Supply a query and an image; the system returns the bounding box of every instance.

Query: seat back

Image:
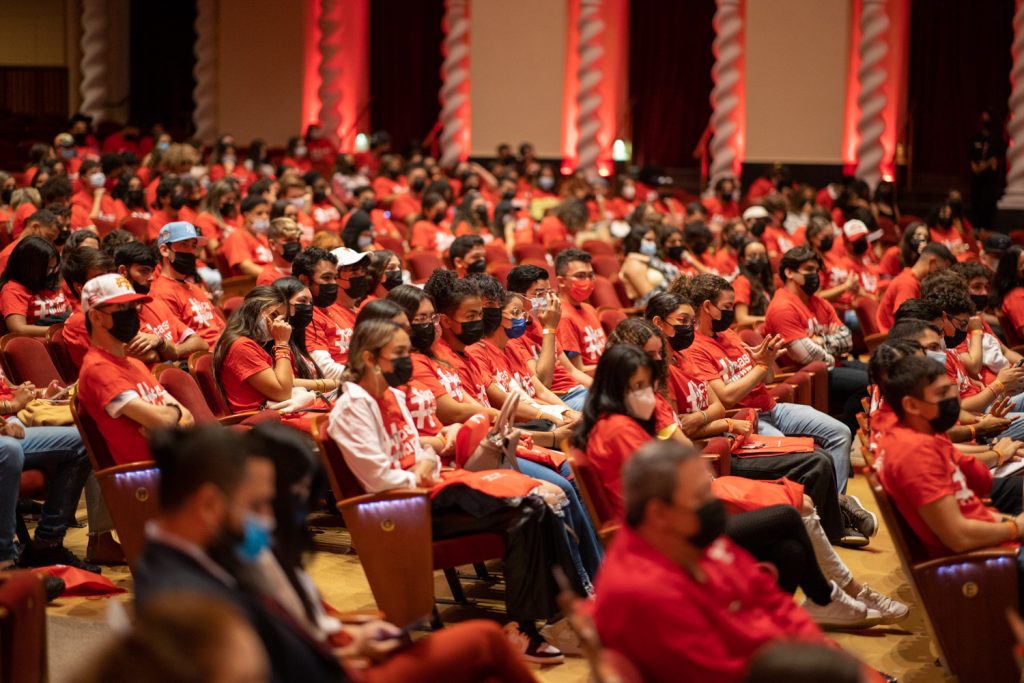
[221,275,256,301]
[69,388,117,471]
[0,334,62,387]
[0,571,47,683]
[375,234,406,256]
[153,365,218,424]
[338,490,435,628]
[484,243,511,264]
[598,308,626,336]
[311,415,370,500]
[582,240,616,257]
[96,462,161,568]
[221,296,244,319]
[406,251,443,283]
[512,242,548,263]
[120,217,150,243]
[45,324,78,383]
[188,351,230,417]
[853,295,880,336]
[590,275,622,310]
[567,449,617,531]
[589,254,620,280]
[488,262,514,286]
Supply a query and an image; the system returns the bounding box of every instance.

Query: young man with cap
[255,217,303,286]
[838,219,885,296]
[149,221,225,346]
[322,247,373,369]
[222,195,273,277]
[77,274,194,466]
[982,232,1011,273]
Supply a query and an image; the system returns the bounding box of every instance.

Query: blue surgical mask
[236,513,275,562]
[925,350,947,366]
[639,239,658,257]
[506,317,528,339]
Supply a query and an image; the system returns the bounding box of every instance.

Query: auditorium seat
[221,275,256,301]
[45,324,78,383]
[589,254,621,280]
[512,242,548,263]
[406,251,443,283]
[188,351,231,417]
[598,307,627,336]
[0,334,63,387]
[375,234,405,256]
[582,240,616,257]
[590,275,623,310]
[484,243,511,265]
[0,571,48,683]
[153,364,269,427]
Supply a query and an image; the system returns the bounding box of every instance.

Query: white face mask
[925,349,947,366]
[625,386,657,421]
[251,218,270,234]
[89,172,106,189]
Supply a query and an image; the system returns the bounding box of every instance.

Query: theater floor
[45,475,946,682]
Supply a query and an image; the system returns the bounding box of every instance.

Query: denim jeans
[516,458,603,591]
[197,265,223,295]
[0,422,90,562]
[559,386,588,412]
[759,402,853,493]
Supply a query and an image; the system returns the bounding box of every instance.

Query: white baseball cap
[742,205,769,222]
[332,247,370,267]
[842,219,882,242]
[81,273,151,313]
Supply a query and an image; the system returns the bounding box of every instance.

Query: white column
[1001,0,1024,210]
[79,0,108,122]
[854,0,889,191]
[192,0,218,144]
[708,0,744,187]
[439,0,471,168]
[575,0,605,178]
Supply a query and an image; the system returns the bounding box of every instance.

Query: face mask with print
[625,386,657,421]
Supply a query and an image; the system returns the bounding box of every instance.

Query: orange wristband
[1007,519,1019,541]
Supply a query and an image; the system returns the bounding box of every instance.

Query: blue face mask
[506,317,528,339]
[236,513,275,562]
[639,239,658,257]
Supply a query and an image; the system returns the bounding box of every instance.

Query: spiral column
[854,0,889,191]
[439,0,470,168]
[1001,0,1024,210]
[575,0,605,178]
[79,0,108,123]
[192,0,218,144]
[708,0,744,187]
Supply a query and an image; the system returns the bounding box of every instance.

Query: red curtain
[628,0,716,168]
[907,0,1013,183]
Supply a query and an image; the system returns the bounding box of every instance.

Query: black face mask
[971,294,990,311]
[383,355,413,387]
[290,303,313,330]
[170,193,187,210]
[221,203,238,218]
[818,236,834,253]
[750,220,767,237]
[54,228,71,247]
[502,189,516,201]
[1,188,12,205]
[432,210,446,224]
[926,396,961,433]
[454,319,485,346]
[799,272,820,296]
[666,245,685,262]
[474,205,489,222]
[711,308,735,334]
[312,190,327,204]
[170,251,198,277]
[131,278,151,295]
[411,178,425,193]
[409,322,436,352]
[745,258,769,276]
[126,189,145,207]
[851,238,869,256]
[383,270,403,291]
[727,234,747,251]
[670,324,695,351]
[313,283,338,308]
[360,200,377,213]
[689,498,727,549]
[108,308,141,344]
[281,241,301,262]
[466,259,487,275]
[945,328,968,348]
[482,307,503,335]
[938,216,953,229]
[690,242,708,256]
[343,275,372,300]
[73,133,87,146]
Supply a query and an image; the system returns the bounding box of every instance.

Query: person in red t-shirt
[70,160,118,235]
[350,186,402,243]
[222,195,273,277]
[372,156,408,208]
[877,355,1024,561]
[294,247,347,379]
[255,217,303,286]
[390,166,426,227]
[701,177,741,223]
[149,222,225,346]
[876,243,954,332]
[554,249,606,375]
[77,273,194,467]
[448,234,487,278]
[0,209,64,275]
[0,237,70,337]
[146,175,189,243]
[410,192,454,255]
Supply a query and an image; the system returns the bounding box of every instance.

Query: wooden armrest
[772,372,799,383]
[338,488,432,509]
[1012,344,1024,356]
[598,522,621,540]
[621,307,642,316]
[724,409,741,418]
[218,411,261,426]
[914,547,1020,573]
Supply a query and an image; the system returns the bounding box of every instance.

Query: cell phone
[1016,360,1024,368]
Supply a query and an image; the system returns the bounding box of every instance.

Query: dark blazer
[134,539,347,683]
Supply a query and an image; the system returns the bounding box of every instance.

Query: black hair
[355,298,406,328]
[893,298,942,324]
[114,241,158,269]
[423,268,480,316]
[40,176,72,203]
[737,240,774,315]
[921,242,955,265]
[291,246,337,281]
[240,194,267,214]
[951,260,992,285]
[100,152,124,175]
[644,291,691,322]
[572,344,657,449]
[778,246,821,283]
[554,248,592,276]
[64,230,100,251]
[465,273,505,304]
[155,174,181,200]
[683,220,712,245]
[686,273,732,309]
[995,245,1024,299]
[921,275,974,317]
[25,209,58,229]
[448,234,485,266]
[887,318,942,345]
[366,249,397,287]
[269,276,321,380]
[247,177,273,198]
[622,226,653,256]
[881,355,948,419]
[898,222,928,268]
[270,200,291,220]
[150,426,255,512]
[386,284,432,324]
[506,264,550,294]
[868,340,923,389]
[1,236,59,291]
[744,642,862,683]
[100,229,135,257]
[62,245,113,288]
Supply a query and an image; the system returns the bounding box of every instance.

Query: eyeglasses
[412,313,439,324]
[567,271,595,281]
[504,308,525,318]
[669,315,695,326]
[950,316,969,331]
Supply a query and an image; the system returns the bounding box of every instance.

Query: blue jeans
[517,458,603,591]
[0,422,90,562]
[758,403,852,493]
[198,265,223,295]
[559,386,588,412]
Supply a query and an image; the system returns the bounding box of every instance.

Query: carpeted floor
[43,474,948,683]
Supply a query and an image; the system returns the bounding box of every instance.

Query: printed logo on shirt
[717,352,754,384]
[136,381,170,406]
[188,297,216,328]
[436,366,464,401]
[255,245,273,264]
[407,387,438,430]
[683,379,709,412]
[386,420,419,469]
[33,292,68,320]
[143,319,172,340]
[336,327,352,356]
[583,325,606,358]
[512,371,537,398]
[804,316,832,339]
[950,465,975,505]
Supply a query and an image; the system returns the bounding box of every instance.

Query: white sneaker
[539,618,583,657]
[802,582,884,630]
[503,622,565,665]
[856,583,909,623]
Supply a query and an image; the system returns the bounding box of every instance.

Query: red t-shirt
[0,281,69,325]
[0,241,17,275]
[877,267,920,332]
[77,347,174,465]
[410,220,453,254]
[11,203,37,240]
[465,339,515,397]
[688,330,775,412]
[878,246,902,277]
[63,311,90,367]
[509,320,578,393]
[138,298,195,347]
[407,353,447,437]
[149,276,224,345]
[538,215,570,248]
[557,299,606,368]
[946,348,981,400]
[1002,287,1024,336]
[389,193,421,225]
[305,305,355,366]
[222,229,273,275]
[668,353,711,413]
[762,225,805,262]
[878,424,1007,558]
[586,413,655,519]
[764,287,842,347]
[71,190,118,235]
[434,338,489,406]
[255,263,292,287]
[220,337,273,412]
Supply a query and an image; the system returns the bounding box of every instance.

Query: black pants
[431,494,584,623]
[729,449,844,543]
[726,504,833,604]
[992,476,1023,515]
[829,361,870,440]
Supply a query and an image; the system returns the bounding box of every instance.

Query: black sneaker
[41,575,66,602]
[19,542,101,575]
[840,494,878,538]
[838,526,869,548]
